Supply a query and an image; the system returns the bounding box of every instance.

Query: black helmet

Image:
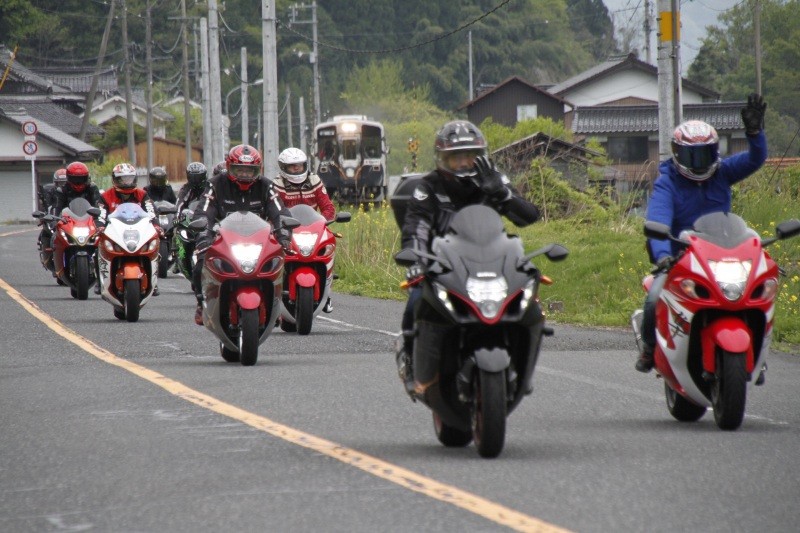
[212,160,228,179]
[186,161,207,190]
[148,166,168,188]
[434,120,488,180]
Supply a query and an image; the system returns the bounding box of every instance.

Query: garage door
[0,171,36,223]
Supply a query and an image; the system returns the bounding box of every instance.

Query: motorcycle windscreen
[219,211,271,236]
[684,212,759,249]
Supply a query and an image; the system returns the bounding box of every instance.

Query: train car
[313,115,388,205]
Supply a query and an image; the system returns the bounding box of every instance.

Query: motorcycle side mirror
[332,211,351,224]
[776,219,800,240]
[394,248,418,267]
[87,207,102,218]
[644,220,689,247]
[517,243,569,268]
[282,216,301,231]
[188,219,207,231]
[157,206,177,215]
[32,211,45,219]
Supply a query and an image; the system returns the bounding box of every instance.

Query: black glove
[405,263,424,281]
[655,255,674,272]
[741,93,767,135]
[474,155,511,203]
[279,237,293,254]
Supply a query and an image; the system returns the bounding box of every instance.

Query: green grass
[331,165,800,351]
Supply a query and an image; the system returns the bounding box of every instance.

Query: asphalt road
[2,224,799,533]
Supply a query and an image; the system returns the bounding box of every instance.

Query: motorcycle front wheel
[239,308,259,366]
[295,286,314,336]
[75,255,90,300]
[665,382,706,422]
[124,279,140,322]
[472,369,507,458]
[711,350,747,430]
[157,240,170,278]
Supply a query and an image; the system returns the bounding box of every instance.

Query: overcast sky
[602,0,741,73]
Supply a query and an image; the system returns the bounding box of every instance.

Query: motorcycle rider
[273,147,337,313]
[191,144,293,325]
[396,120,540,394]
[172,162,209,276]
[635,94,768,375]
[52,162,104,216]
[98,162,162,295]
[143,166,177,203]
[37,168,67,253]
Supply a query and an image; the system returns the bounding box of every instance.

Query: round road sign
[23,140,38,155]
[22,121,38,136]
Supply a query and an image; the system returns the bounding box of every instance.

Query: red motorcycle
[279,204,351,335]
[632,212,800,430]
[34,198,102,300]
[193,211,300,365]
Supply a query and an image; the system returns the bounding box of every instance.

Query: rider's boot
[635,343,655,373]
[323,297,333,313]
[194,294,204,326]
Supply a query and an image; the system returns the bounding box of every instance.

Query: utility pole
[644,0,653,64]
[262,0,280,177]
[121,0,136,165]
[289,2,320,127]
[145,0,154,169]
[754,0,762,94]
[657,0,682,159]
[468,30,474,100]
[200,18,213,170]
[286,87,293,148]
[79,0,115,141]
[241,47,250,145]
[208,0,224,163]
[299,96,307,153]
[181,0,192,165]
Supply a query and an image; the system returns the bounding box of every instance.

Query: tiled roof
[92,94,175,122]
[0,96,104,136]
[0,46,72,95]
[0,108,101,159]
[572,103,745,134]
[31,66,119,95]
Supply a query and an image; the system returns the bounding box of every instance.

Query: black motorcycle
[172,200,201,285]
[395,205,567,458]
[154,201,178,278]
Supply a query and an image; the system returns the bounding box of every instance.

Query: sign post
[22,121,38,212]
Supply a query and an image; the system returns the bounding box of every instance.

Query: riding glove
[474,156,512,203]
[741,93,767,135]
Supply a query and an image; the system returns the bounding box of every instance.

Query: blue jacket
[646,131,767,262]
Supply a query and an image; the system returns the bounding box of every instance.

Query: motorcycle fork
[455,327,516,403]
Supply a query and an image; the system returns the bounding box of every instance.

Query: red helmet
[53,168,68,186]
[671,120,720,182]
[65,162,90,192]
[226,144,262,190]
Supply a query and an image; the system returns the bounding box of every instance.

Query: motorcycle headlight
[466,276,508,319]
[231,243,262,274]
[519,279,537,312]
[292,232,317,257]
[147,238,159,252]
[72,227,89,245]
[432,281,455,313]
[709,259,752,301]
[159,215,169,226]
[179,229,189,240]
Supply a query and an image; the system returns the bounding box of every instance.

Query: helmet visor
[440,149,484,176]
[230,164,259,183]
[68,174,89,186]
[114,174,137,189]
[673,143,719,175]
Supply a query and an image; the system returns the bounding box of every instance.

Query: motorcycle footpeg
[542,326,554,337]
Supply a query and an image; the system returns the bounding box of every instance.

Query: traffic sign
[22,121,38,136]
[23,140,38,155]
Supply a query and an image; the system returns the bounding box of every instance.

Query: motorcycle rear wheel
[296,286,314,335]
[433,412,472,447]
[472,369,507,458]
[157,241,169,278]
[239,308,259,366]
[124,279,140,323]
[665,382,706,422]
[219,342,240,363]
[711,350,747,430]
[75,255,90,300]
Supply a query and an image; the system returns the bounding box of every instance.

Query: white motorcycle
[97,203,160,322]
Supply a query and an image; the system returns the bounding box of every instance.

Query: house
[457,76,574,128]
[84,93,175,139]
[0,108,101,222]
[106,138,203,185]
[547,52,719,110]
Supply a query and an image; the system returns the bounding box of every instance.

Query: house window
[607,136,648,163]
[517,104,538,122]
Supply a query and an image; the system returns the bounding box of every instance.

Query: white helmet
[277,147,309,185]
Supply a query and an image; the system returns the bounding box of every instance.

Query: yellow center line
[0,276,571,533]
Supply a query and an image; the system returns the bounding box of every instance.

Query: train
[313,115,388,205]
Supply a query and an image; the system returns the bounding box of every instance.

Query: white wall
[0,170,36,222]
[561,70,706,107]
